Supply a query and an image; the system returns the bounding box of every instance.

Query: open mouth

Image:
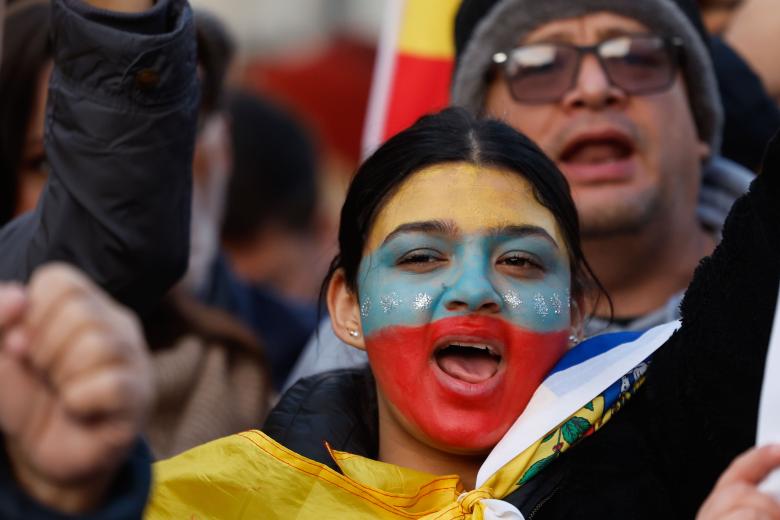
[434,342,502,384]
[560,134,635,166]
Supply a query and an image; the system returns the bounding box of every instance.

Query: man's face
[484,12,710,237]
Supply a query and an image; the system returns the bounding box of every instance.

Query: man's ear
[327,268,365,350]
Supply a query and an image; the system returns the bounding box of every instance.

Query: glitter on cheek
[503,290,524,309]
[412,293,432,311]
[533,292,550,317]
[380,292,403,314]
[550,292,563,315]
[360,298,372,319]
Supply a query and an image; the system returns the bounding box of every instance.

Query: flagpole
[361,0,405,159]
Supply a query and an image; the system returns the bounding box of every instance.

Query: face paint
[379,292,403,314]
[357,164,573,452]
[413,292,433,311]
[503,290,524,309]
[368,315,568,450]
[360,297,372,319]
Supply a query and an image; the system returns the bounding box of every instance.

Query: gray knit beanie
[450,0,723,152]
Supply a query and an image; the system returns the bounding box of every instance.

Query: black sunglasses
[492,35,684,104]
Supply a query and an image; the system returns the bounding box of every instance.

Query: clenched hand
[0,264,152,513]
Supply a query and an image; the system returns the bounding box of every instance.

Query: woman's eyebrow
[381,220,458,245]
[490,225,560,249]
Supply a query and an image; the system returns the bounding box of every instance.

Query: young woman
[1,108,778,519]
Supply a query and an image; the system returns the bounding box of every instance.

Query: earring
[348,329,360,338]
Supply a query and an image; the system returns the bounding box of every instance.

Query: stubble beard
[576,188,661,239]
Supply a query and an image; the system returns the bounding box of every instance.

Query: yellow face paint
[365,163,567,255]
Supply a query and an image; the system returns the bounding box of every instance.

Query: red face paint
[366,315,568,453]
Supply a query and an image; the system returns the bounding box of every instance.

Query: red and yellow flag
[362,0,461,157]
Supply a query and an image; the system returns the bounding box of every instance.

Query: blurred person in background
[0,0,51,220]
[697,0,745,34]
[222,90,326,305]
[0,1,271,458]
[689,0,780,171]
[213,91,324,391]
[716,0,780,103]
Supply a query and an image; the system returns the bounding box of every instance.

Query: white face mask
[179,112,232,294]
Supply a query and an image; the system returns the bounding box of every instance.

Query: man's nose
[561,54,627,111]
[442,261,502,314]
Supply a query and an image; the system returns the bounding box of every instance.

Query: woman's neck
[376,392,484,490]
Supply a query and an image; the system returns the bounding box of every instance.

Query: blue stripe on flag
[548,331,644,375]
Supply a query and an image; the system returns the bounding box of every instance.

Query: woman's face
[15,61,53,216]
[356,162,573,453]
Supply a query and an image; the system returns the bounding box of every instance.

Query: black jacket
[0,0,198,315]
[265,131,780,519]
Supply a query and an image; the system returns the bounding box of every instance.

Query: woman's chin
[414,412,514,455]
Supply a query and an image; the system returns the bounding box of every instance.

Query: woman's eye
[396,250,445,271]
[497,253,545,275]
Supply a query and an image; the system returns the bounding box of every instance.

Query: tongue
[437,354,498,383]
[565,142,627,165]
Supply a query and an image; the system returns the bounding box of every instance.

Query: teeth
[448,343,498,356]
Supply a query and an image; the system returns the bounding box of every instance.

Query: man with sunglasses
[452,0,754,334]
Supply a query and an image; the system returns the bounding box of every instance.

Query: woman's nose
[442,261,502,314]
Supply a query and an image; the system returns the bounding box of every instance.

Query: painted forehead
[523,12,652,45]
[365,163,567,254]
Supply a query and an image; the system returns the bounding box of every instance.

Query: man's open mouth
[560,132,635,166]
[434,342,502,384]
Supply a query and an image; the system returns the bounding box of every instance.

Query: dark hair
[323,107,605,314]
[0,0,51,225]
[194,9,235,116]
[221,90,318,242]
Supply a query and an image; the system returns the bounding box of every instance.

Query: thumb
[717,445,780,488]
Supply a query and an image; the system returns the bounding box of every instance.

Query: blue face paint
[357,229,572,338]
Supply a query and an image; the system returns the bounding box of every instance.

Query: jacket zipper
[527,483,561,520]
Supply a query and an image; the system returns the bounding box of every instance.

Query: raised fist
[0,264,152,513]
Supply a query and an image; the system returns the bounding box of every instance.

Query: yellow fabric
[397,0,460,59]
[145,359,649,520]
[145,380,639,520]
[146,430,464,519]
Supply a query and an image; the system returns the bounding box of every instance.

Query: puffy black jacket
[0,0,198,315]
[265,131,780,519]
